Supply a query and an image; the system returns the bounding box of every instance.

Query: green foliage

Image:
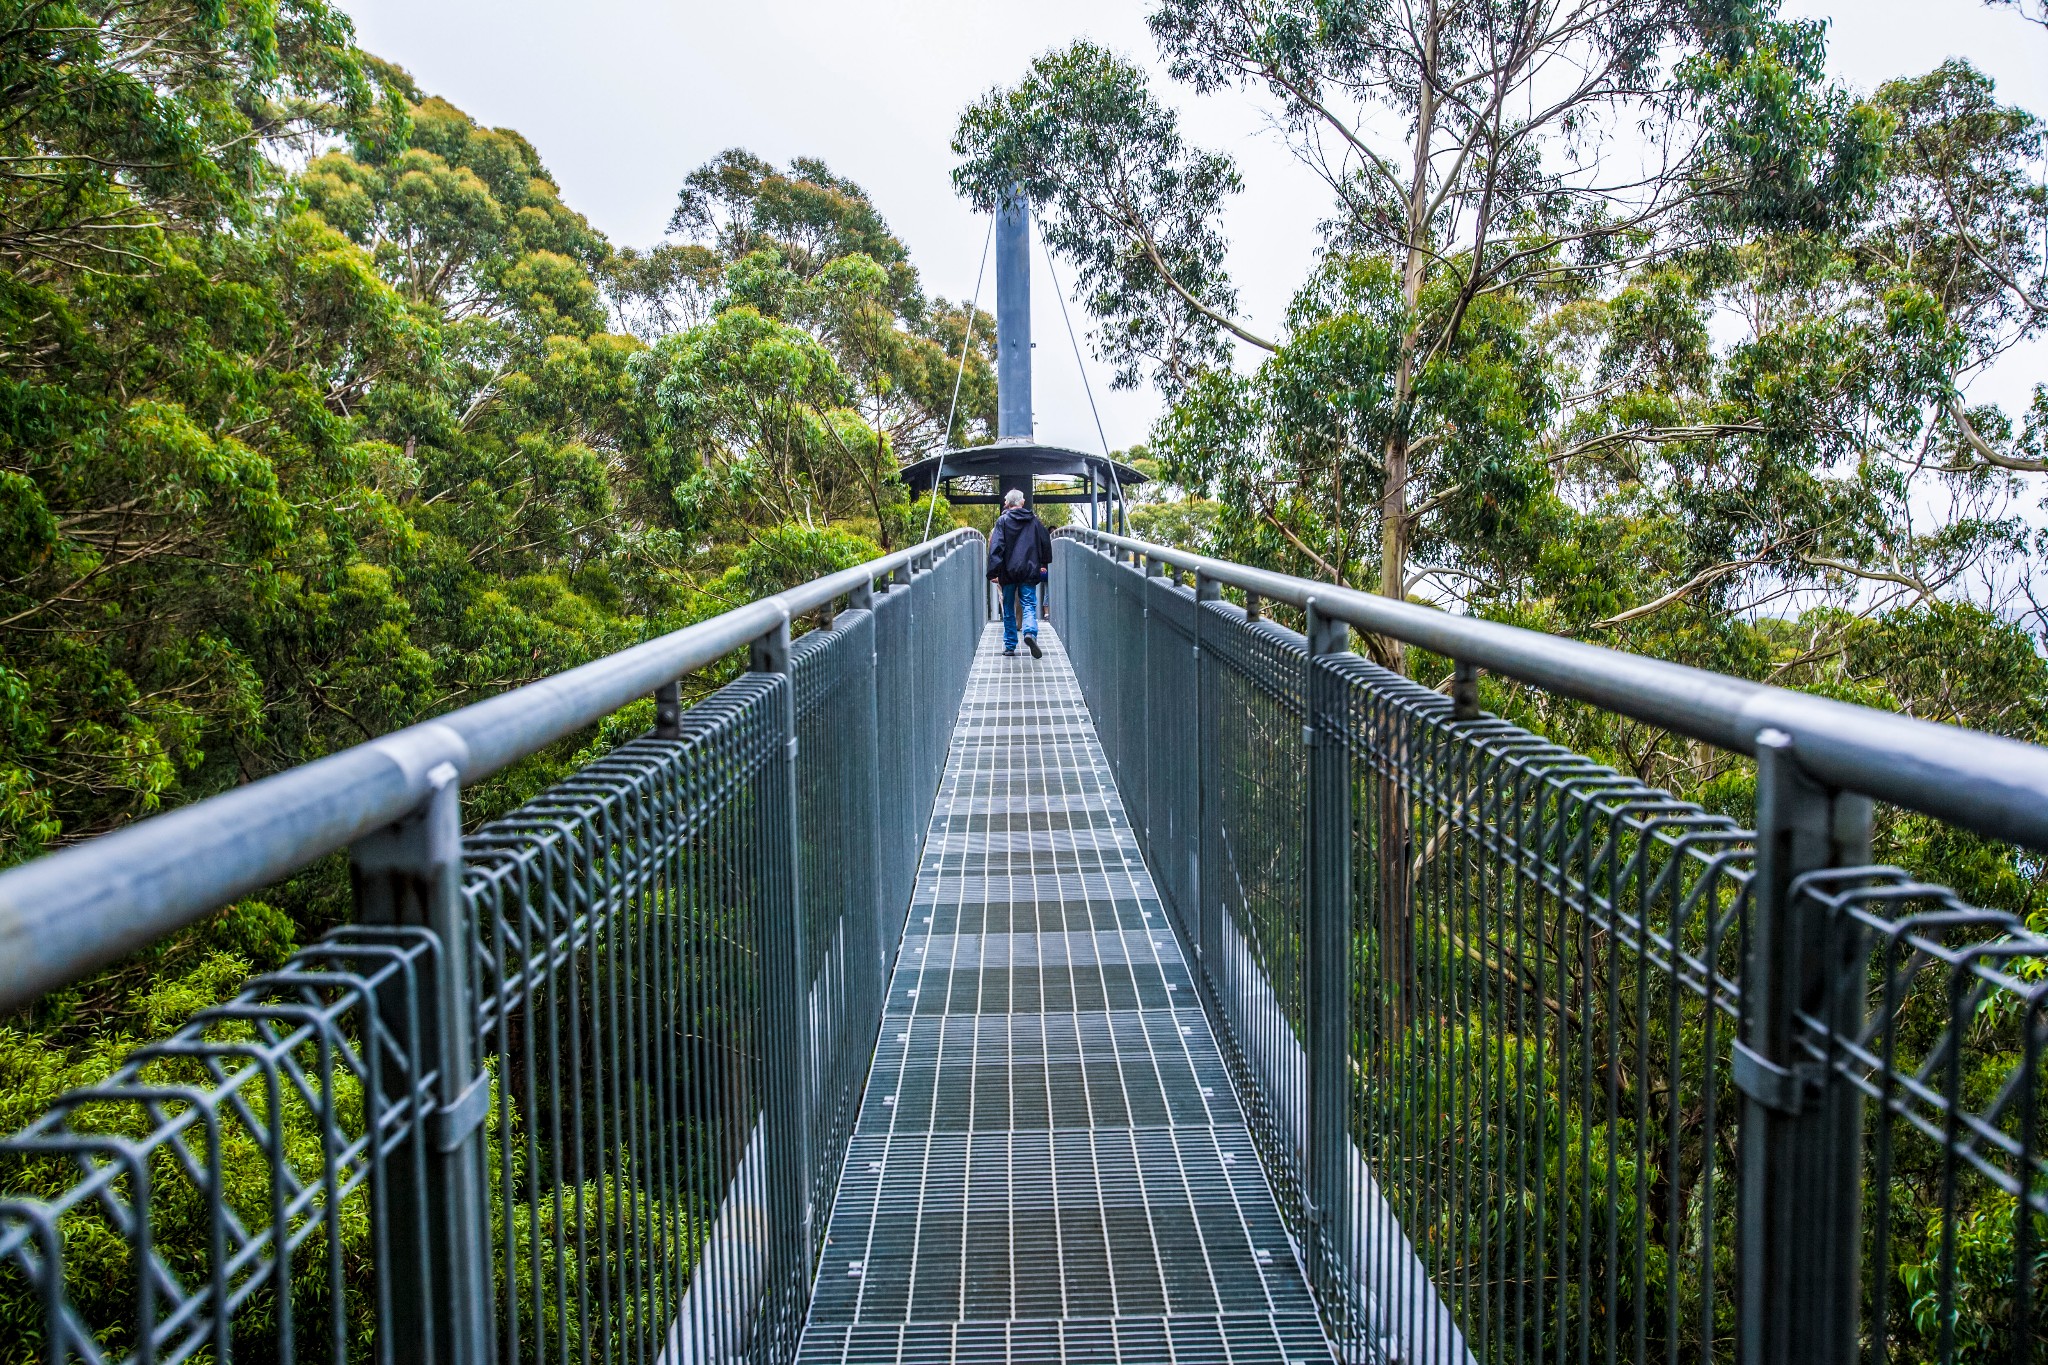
[647,151,998,472]
[0,0,371,270]
[1682,15,1891,233]
[1154,254,1553,602]
[0,39,979,873]
[0,63,671,870]
[0,7,979,1225]
[953,39,1247,392]
[1002,8,2046,1344]
[0,9,993,1350]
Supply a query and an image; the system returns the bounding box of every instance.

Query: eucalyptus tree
[954,41,1255,393]
[1525,55,2048,692]
[639,152,999,545]
[956,6,1883,660]
[672,149,927,316]
[1986,0,2047,31]
[0,57,681,866]
[0,0,370,272]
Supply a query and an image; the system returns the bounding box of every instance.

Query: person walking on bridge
[988,488,1051,658]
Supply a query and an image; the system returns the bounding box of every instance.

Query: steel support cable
[1039,234,1127,533]
[1040,233,1112,462]
[922,215,995,545]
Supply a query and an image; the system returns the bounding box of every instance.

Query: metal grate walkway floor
[798,623,1332,1364]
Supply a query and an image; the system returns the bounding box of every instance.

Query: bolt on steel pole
[1736,728,1871,1365]
[654,679,683,739]
[350,761,494,1365]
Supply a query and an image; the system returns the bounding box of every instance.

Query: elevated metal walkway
[799,623,1331,1363]
[8,526,2048,1365]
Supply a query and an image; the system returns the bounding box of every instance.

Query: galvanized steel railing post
[1302,600,1354,1311]
[1450,660,1480,722]
[653,678,683,739]
[1736,728,1871,1365]
[349,762,493,1365]
[850,580,888,979]
[1192,571,1221,967]
[750,610,816,1346]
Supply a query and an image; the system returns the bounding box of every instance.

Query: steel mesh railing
[4,510,2044,1365]
[1324,651,1755,1364]
[464,679,787,1363]
[0,531,983,1365]
[1054,528,2048,1365]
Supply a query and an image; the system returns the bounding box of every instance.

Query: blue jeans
[1000,581,1039,652]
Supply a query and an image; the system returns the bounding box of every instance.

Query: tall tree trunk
[1374,9,1441,1036]
[1380,14,1439,666]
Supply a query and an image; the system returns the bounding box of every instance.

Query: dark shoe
[1003,648,1017,657]
[1024,634,1042,658]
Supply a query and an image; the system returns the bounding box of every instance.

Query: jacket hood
[998,505,1036,524]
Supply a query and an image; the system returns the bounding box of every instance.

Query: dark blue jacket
[987,506,1052,585]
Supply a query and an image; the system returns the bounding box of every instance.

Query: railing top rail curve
[1059,525,2048,855]
[0,527,984,1014]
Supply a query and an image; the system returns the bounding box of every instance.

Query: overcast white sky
[337,0,2046,455]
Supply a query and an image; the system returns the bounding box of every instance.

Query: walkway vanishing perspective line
[798,623,1333,1364]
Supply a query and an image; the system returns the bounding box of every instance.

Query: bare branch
[1947,395,2048,473]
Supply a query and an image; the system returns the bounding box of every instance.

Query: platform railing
[0,529,984,1365]
[1053,526,2048,1365]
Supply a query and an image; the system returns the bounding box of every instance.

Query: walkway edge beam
[0,529,984,1015]
[1059,527,2048,853]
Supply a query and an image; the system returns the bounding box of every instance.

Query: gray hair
[1003,489,1026,508]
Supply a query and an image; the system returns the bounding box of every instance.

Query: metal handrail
[0,527,984,1014]
[1057,526,2048,853]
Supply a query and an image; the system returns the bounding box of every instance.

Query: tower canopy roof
[899,437,1147,494]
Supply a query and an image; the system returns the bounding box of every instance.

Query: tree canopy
[957,6,2048,851]
[0,17,997,938]
[959,13,2047,1348]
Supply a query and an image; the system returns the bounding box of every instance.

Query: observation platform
[798,623,1331,1364]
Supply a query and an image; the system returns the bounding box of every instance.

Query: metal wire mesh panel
[0,536,985,1365]
[875,585,922,953]
[1324,651,1753,1363]
[464,675,797,1364]
[1802,872,2048,1361]
[0,930,441,1364]
[796,612,887,1238]
[1142,575,1199,922]
[1197,605,1314,1262]
[1055,531,2048,1365]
